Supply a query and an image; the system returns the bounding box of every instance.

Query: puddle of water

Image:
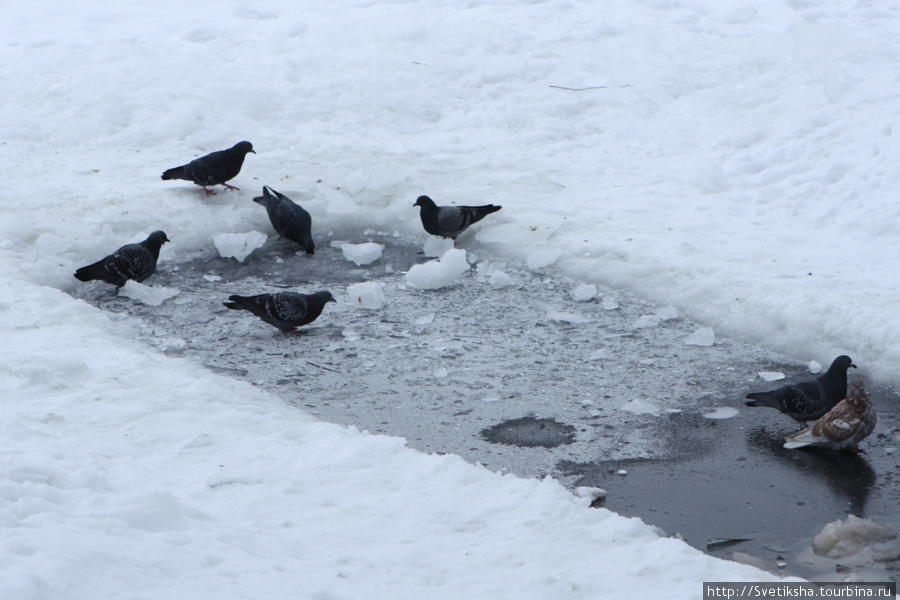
[69,233,900,582]
[481,416,577,448]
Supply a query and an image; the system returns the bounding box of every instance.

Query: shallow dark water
[70,232,900,582]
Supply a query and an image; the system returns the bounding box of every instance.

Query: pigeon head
[147,231,170,246]
[232,141,255,156]
[827,355,856,376]
[414,195,436,208]
[253,186,272,207]
[846,377,867,404]
[316,291,337,304]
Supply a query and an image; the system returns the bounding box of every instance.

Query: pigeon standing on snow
[224,290,335,332]
[253,186,315,254]
[784,378,876,451]
[413,195,501,239]
[744,355,856,424]
[161,141,255,196]
[74,231,169,287]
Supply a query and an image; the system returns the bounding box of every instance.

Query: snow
[213,231,268,263]
[405,248,470,290]
[340,242,383,266]
[11,0,900,594]
[488,270,515,290]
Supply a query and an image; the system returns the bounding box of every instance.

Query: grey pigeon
[224,290,335,332]
[162,141,255,196]
[745,355,856,423]
[253,186,315,254]
[784,378,876,451]
[413,195,501,239]
[74,231,169,287]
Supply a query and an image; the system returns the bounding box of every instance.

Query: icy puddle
[71,233,900,582]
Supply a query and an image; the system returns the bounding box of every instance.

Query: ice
[489,271,515,289]
[526,246,561,270]
[601,296,620,311]
[546,310,593,324]
[413,312,434,326]
[634,307,677,329]
[118,281,180,306]
[346,282,385,310]
[759,372,785,382]
[213,231,268,262]
[341,242,383,266]
[620,399,661,416]
[812,515,898,559]
[405,249,469,290]
[588,349,611,361]
[702,407,740,420]
[684,327,715,347]
[572,284,597,302]
[808,360,823,374]
[573,486,607,502]
[423,236,455,258]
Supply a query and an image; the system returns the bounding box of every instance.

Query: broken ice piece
[707,538,753,551]
[573,486,607,502]
[346,281,384,309]
[812,515,898,559]
[118,281,180,306]
[684,327,715,346]
[808,360,823,374]
[572,284,597,302]
[423,236,454,258]
[213,230,267,262]
[489,270,514,289]
[341,242,383,266]
[405,248,469,290]
[702,407,740,420]
[413,312,435,326]
[620,399,660,416]
[526,246,560,270]
[758,372,785,382]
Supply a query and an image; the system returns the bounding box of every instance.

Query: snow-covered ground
[3,0,898,596]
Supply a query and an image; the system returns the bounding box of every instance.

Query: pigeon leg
[202,187,217,196]
[223,184,240,192]
[289,329,308,335]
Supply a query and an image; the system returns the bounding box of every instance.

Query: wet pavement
[70,231,900,582]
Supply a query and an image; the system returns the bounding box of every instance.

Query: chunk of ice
[812,515,897,558]
[684,327,715,346]
[808,360,823,374]
[572,284,597,302]
[489,270,514,290]
[423,236,455,258]
[526,246,561,270]
[620,399,660,416]
[213,231,267,262]
[341,242,383,266]
[758,372,785,382]
[703,407,740,420]
[118,281,180,306]
[546,310,593,324]
[346,281,385,309]
[405,248,469,290]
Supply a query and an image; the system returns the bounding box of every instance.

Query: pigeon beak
[850,363,857,369]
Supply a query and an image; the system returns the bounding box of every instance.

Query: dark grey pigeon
[745,355,856,423]
[162,141,255,196]
[74,231,169,287]
[224,290,335,332]
[413,195,501,239]
[253,186,315,254]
